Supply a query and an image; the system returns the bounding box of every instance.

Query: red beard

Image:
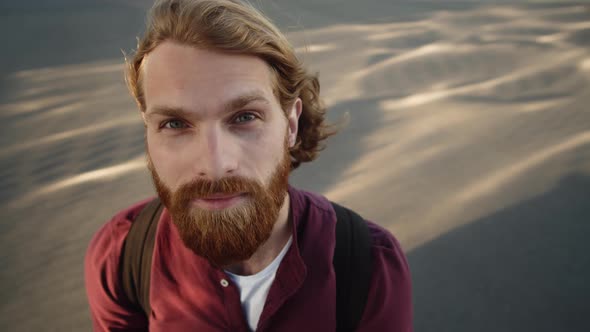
[147,147,291,267]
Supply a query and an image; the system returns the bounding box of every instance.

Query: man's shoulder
[364,220,405,255]
[291,187,406,254]
[357,221,412,331]
[288,186,334,215]
[110,197,157,226]
[85,198,158,328]
[85,197,156,267]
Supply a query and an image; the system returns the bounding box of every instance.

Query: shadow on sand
[409,173,590,332]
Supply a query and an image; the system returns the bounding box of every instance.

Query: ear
[286,98,302,148]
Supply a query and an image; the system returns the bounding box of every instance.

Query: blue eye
[234,113,257,124]
[163,120,187,129]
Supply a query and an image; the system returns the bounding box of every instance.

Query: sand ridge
[0,2,589,331]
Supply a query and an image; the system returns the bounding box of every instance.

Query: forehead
[142,41,277,111]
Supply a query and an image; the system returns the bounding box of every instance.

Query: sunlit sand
[1,2,589,331]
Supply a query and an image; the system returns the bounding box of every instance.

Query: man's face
[141,41,300,266]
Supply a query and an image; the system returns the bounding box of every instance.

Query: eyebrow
[145,91,271,119]
[228,92,270,111]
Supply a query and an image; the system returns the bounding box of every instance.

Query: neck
[224,193,292,276]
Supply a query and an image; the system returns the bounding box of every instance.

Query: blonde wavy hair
[126,0,336,169]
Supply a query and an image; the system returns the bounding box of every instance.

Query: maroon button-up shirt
[85,186,413,331]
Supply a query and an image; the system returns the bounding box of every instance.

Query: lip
[191,193,245,210]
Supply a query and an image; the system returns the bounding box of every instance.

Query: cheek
[147,132,186,188]
[244,124,287,178]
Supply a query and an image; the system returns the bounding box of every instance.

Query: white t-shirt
[225,236,293,331]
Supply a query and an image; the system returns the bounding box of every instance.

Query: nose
[193,124,238,180]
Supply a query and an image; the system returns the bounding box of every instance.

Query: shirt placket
[216,270,251,332]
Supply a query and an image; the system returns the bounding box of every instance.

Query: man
[84,0,412,331]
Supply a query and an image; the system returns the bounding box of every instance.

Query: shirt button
[220,279,229,287]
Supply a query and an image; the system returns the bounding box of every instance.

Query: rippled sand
[1,2,589,331]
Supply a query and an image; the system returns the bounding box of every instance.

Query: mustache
[177,176,262,199]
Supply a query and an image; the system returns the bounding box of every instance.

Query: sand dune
[0,2,589,331]
[286,4,590,249]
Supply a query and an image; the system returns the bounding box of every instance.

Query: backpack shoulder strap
[120,197,163,318]
[331,201,373,332]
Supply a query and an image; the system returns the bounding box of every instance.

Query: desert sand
[0,1,589,331]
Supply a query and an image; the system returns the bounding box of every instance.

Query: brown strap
[119,198,163,317]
